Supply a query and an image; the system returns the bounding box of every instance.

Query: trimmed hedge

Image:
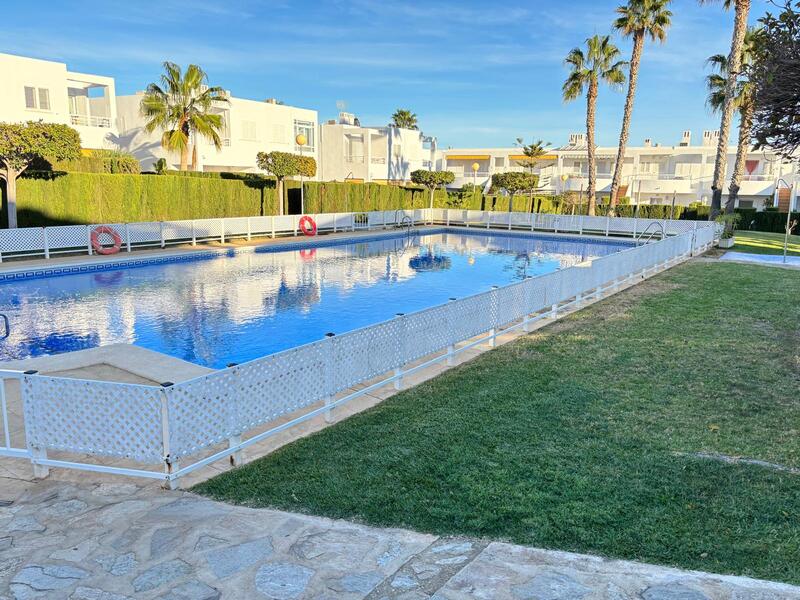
[7,170,788,229]
[36,150,141,175]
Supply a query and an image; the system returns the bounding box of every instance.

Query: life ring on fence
[299,215,317,237]
[90,226,122,255]
[299,248,317,261]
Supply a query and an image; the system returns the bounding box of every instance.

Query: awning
[445,155,491,160]
[508,154,557,161]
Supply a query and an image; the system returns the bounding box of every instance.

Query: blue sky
[2,0,770,148]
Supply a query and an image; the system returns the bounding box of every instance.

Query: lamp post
[472,162,480,209]
[296,133,307,214]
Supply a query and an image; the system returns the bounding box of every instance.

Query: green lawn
[731,229,800,256]
[194,262,800,585]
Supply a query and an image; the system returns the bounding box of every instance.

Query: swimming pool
[0,229,632,368]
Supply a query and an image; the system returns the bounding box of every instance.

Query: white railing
[0,211,428,262]
[69,114,112,128]
[0,210,703,263]
[0,215,719,486]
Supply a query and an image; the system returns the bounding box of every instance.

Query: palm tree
[515,138,551,212]
[707,28,761,213]
[563,35,627,216]
[609,0,672,213]
[700,0,752,219]
[390,109,418,130]
[140,62,228,171]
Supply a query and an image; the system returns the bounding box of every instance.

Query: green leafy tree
[390,109,419,130]
[609,0,672,211]
[707,27,761,213]
[514,138,550,212]
[563,35,627,216]
[140,62,228,172]
[256,151,315,215]
[411,169,454,208]
[153,157,168,174]
[0,121,81,228]
[699,0,752,219]
[491,172,538,212]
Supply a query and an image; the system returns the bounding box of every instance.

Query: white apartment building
[0,52,118,150]
[117,94,319,175]
[319,112,438,184]
[441,131,800,211]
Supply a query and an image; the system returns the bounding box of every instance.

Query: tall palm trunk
[710,0,751,219]
[610,30,644,213]
[191,142,198,172]
[586,77,598,216]
[726,101,754,214]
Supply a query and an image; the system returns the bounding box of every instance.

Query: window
[24,86,51,110]
[240,120,258,141]
[293,120,315,149]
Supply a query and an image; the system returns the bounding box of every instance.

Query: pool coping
[0,225,634,283]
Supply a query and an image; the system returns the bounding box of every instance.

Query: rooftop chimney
[644,138,652,147]
[338,111,356,125]
[568,133,586,146]
[702,130,720,147]
[680,130,691,146]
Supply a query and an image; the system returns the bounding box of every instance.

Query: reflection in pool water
[0,231,630,368]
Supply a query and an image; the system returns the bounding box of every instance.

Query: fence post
[578,216,584,236]
[42,227,50,259]
[159,222,166,248]
[394,313,405,390]
[247,217,252,241]
[323,332,336,423]
[124,224,131,253]
[446,298,456,366]
[86,227,93,256]
[24,370,50,479]
[605,215,610,237]
[227,435,243,466]
[632,217,637,240]
[446,210,451,227]
[271,216,276,239]
[191,221,197,246]
[531,213,536,232]
[220,219,225,244]
[159,382,180,490]
[550,303,558,319]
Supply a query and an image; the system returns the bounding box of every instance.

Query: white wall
[0,53,118,150]
[117,94,319,175]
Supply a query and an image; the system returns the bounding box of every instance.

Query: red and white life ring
[299,215,317,237]
[90,226,122,255]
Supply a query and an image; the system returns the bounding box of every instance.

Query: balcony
[370,157,386,164]
[70,114,111,128]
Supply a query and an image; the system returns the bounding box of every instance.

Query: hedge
[35,150,141,175]
[5,170,790,229]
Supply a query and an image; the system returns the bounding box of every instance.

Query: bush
[39,149,141,174]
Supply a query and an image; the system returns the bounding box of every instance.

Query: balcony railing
[70,114,112,128]
[345,155,365,163]
[370,157,386,164]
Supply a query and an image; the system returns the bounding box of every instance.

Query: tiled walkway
[1,480,798,599]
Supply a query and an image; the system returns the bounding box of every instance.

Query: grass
[194,262,800,585]
[731,229,800,256]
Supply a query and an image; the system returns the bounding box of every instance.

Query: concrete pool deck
[720,250,800,268]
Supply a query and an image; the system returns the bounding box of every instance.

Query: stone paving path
[1,480,799,599]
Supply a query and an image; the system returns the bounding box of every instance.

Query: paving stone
[194,534,228,552]
[390,574,420,590]
[376,540,404,567]
[42,499,88,518]
[96,552,137,576]
[642,583,711,600]
[0,557,23,583]
[329,571,384,594]
[49,538,98,561]
[254,563,315,599]
[6,516,45,533]
[91,483,139,497]
[510,572,592,600]
[132,559,193,593]
[151,526,184,559]
[148,498,229,522]
[96,500,151,526]
[0,536,11,551]
[11,564,90,591]
[205,537,273,579]
[70,587,133,600]
[158,580,221,600]
[429,541,473,555]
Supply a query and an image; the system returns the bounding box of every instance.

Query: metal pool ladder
[635,221,666,246]
[0,314,9,340]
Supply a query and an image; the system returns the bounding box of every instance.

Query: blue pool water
[0,230,631,368]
